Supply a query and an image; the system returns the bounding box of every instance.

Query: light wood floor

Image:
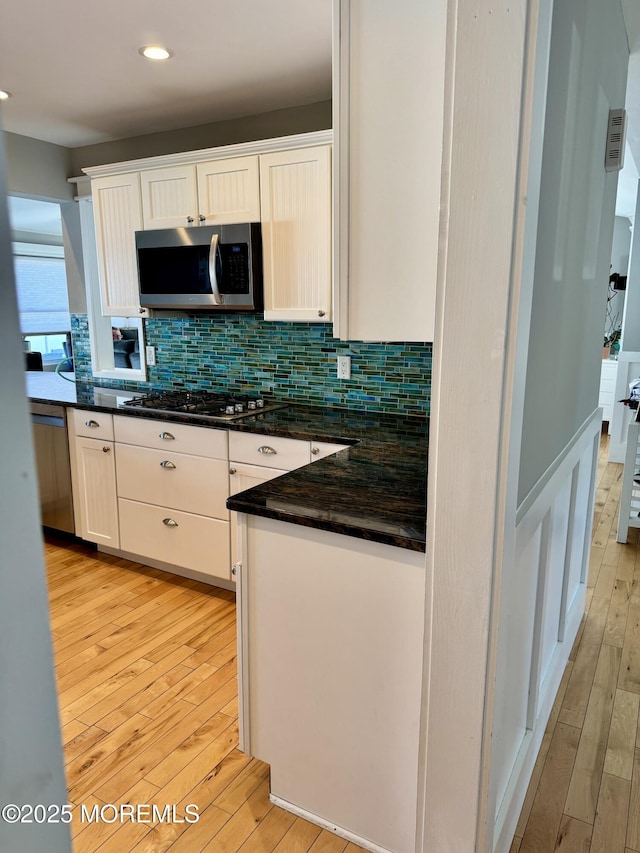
[512,433,640,853]
[44,537,366,853]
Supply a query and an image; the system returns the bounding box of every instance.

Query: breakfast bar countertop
[26,372,429,552]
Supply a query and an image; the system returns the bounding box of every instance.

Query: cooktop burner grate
[120,390,288,421]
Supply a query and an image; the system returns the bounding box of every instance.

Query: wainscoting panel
[490,409,601,853]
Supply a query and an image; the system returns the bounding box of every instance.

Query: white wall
[605,215,631,337]
[518,0,628,504]
[611,215,632,274]
[486,0,628,849]
[0,127,71,851]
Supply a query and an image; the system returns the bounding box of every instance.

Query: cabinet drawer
[229,432,310,470]
[114,415,227,459]
[72,409,114,440]
[116,444,229,518]
[118,498,231,580]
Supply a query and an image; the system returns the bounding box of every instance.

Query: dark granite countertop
[26,372,428,552]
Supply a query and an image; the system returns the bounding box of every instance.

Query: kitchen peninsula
[27,372,428,552]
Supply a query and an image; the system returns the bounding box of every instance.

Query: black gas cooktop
[120,390,288,422]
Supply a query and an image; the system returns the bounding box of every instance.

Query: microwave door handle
[208,233,224,304]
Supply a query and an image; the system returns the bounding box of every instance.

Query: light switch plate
[145,345,156,366]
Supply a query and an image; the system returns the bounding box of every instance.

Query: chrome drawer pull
[162,518,179,527]
[311,447,320,455]
[160,460,176,469]
[159,431,175,440]
[85,419,100,428]
[258,445,277,455]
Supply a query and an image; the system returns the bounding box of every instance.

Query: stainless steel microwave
[135,223,263,311]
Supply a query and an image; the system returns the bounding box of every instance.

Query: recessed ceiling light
[0,90,12,100]
[139,45,173,61]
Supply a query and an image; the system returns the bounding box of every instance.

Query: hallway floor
[511,433,640,852]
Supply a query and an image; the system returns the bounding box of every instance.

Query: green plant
[604,327,621,348]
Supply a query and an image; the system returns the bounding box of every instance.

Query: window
[13,243,71,369]
[77,198,147,381]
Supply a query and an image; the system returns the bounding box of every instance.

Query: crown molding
[80,130,333,179]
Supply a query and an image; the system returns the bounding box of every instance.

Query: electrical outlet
[145,345,156,366]
[337,355,351,380]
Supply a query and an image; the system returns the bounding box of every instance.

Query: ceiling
[1,1,639,222]
[0,0,332,148]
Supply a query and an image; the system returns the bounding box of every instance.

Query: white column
[0,131,71,851]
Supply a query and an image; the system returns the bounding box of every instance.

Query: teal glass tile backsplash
[71,314,432,416]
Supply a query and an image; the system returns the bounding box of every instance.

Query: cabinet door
[140,164,198,229]
[229,462,289,571]
[196,156,261,225]
[333,0,446,342]
[72,437,119,547]
[91,173,148,317]
[259,146,332,322]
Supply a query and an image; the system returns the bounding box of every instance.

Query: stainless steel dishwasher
[30,402,75,534]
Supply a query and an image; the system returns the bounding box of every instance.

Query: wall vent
[604,108,626,172]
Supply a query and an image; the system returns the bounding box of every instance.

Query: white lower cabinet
[238,516,426,853]
[69,410,348,586]
[69,412,119,547]
[118,499,230,579]
[229,462,289,569]
[113,416,231,582]
[228,432,346,572]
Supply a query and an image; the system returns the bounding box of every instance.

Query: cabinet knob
[102,446,110,453]
[258,445,277,455]
[229,467,237,475]
[85,419,99,428]
[162,518,179,527]
[186,216,194,224]
[159,432,175,440]
[311,446,320,455]
[318,309,326,317]
[198,214,206,222]
[160,460,176,469]
[139,307,146,314]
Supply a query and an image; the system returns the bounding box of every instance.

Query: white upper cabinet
[85,132,332,323]
[197,156,261,225]
[141,156,261,229]
[140,164,198,230]
[91,173,147,317]
[333,0,447,342]
[259,145,332,322]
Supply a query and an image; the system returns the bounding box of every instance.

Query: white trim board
[81,130,333,179]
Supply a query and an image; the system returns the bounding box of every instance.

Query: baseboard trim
[269,793,394,853]
[97,545,235,591]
